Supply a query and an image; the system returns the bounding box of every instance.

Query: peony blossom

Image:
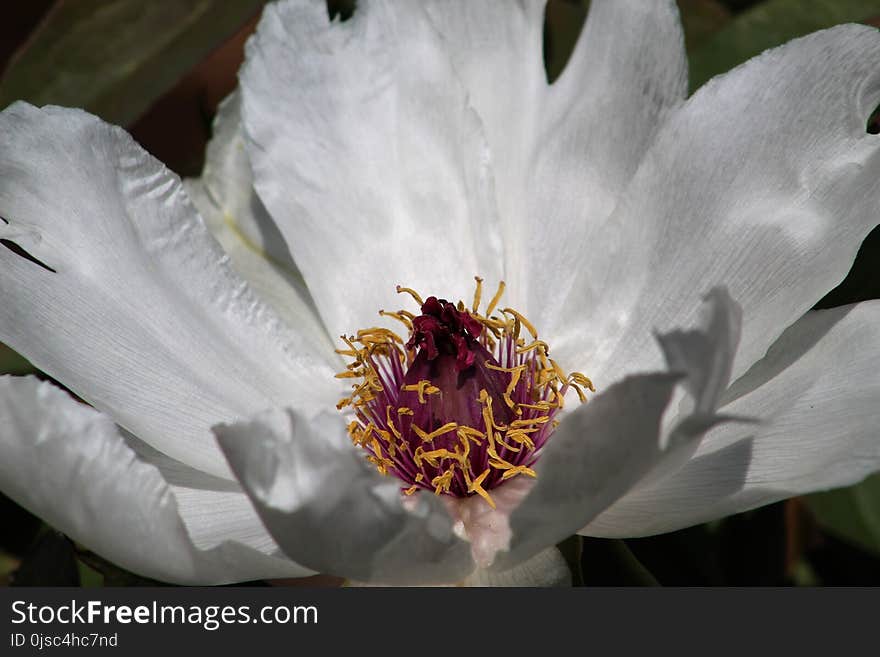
[1,0,879,586]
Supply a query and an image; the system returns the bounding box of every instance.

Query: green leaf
[677,0,732,52]
[0,550,21,585]
[73,547,165,586]
[689,0,880,91]
[806,474,880,557]
[76,559,105,587]
[544,0,589,84]
[0,0,265,126]
[556,535,584,586]
[0,343,35,376]
[542,1,733,83]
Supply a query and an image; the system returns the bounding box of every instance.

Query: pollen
[336,278,592,507]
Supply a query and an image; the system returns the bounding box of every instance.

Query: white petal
[495,371,681,569]
[560,25,880,385]
[202,92,301,273]
[0,103,339,478]
[493,290,741,569]
[123,433,289,557]
[346,547,571,587]
[423,0,544,297]
[585,300,880,537]
[186,92,335,359]
[425,0,687,326]
[462,548,571,587]
[0,376,309,584]
[240,0,503,338]
[446,476,533,570]
[657,287,742,416]
[215,407,475,585]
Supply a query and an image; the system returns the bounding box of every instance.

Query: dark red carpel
[401,298,513,449]
[406,296,485,370]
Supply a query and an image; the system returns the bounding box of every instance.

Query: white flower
[0,0,879,586]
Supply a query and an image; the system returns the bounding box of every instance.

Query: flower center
[336,278,593,508]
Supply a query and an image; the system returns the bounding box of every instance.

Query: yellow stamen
[499,464,537,480]
[396,285,424,306]
[570,384,588,403]
[431,466,456,494]
[412,422,459,443]
[510,416,550,428]
[570,372,596,392]
[468,469,496,509]
[479,389,498,457]
[335,370,362,379]
[472,276,483,313]
[402,379,440,404]
[494,434,522,452]
[422,448,463,464]
[518,401,553,411]
[517,339,551,355]
[505,428,537,450]
[485,280,506,317]
[379,309,414,330]
[485,363,527,374]
[549,358,568,384]
[501,307,538,339]
[385,406,403,441]
[357,327,403,342]
[457,426,485,445]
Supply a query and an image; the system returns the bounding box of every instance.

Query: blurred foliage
[0,551,20,586]
[544,0,589,83]
[690,0,880,90]
[545,1,736,83]
[678,0,733,50]
[77,560,104,588]
[629,508,787,585]
[0,343,35,376]
[557,535,585,585]
[10,531,80,586]
[73,548,164,587]
[0,0,265,127]
[807,475,880,557]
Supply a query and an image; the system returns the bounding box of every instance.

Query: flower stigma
[336,278,594,509]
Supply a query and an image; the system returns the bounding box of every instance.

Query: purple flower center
[337,281,593,508]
